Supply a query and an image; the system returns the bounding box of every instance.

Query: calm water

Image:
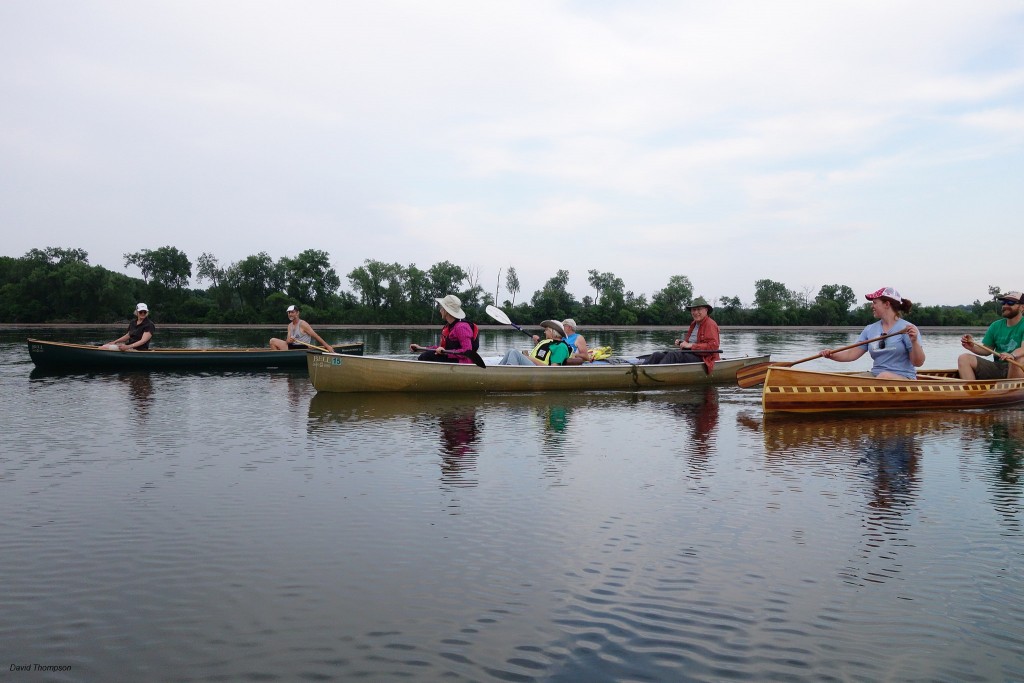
[2,327,1022,682]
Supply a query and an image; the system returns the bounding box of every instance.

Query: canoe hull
[308,353,771,393]
[763,366,1024,413]
[27,338,363,370]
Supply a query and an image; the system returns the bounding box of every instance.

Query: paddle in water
[735,329,910,388]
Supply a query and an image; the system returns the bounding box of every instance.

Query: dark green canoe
[27,338,363,370]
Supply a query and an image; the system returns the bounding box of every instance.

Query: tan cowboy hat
[435,294,466,319]
[540,320,565,337]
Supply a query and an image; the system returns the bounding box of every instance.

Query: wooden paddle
[735,329,910,388]
[292,340,332,353]
[971,341,1024,373]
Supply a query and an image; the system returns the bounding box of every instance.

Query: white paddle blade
[485,305,512,325]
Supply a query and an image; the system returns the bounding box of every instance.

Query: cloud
[1,0,1022,305]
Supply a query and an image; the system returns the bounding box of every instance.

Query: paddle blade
[485,304,512,325]
[466,350,487,368]
[736,362,773,388]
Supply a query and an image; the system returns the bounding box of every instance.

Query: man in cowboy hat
[497,319,572,366]
[958,290,1024,380]
[641,296,721,373]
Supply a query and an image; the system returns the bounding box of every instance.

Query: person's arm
[574,335,593,361]
[304,323,333,352]
[109,332,129,345]
[120,330,151,351]
[961,332,993,356]
[907,325,925,367]
[821,346,867,363]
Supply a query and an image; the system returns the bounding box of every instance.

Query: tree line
[0,246,1004,327]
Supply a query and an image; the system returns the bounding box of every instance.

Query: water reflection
[438,408,481,487]
[120,372,154,425]
[752,410,1024,585]
[982,413,1024,528]
[669,385,720,460]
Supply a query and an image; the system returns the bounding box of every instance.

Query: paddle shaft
[971,341,1024,373]
[292,340,331,353]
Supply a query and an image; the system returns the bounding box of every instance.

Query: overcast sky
[2,1,1022,307]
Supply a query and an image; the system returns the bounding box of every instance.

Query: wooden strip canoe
[762,366,1024,414]
[27,338,363,370]
[307,352,771,393]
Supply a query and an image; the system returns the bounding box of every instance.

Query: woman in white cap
[106,303,156,351]
[821,286,924,379]
[560,318,594,363]
[270,305,333,352]
[411,294,480,364]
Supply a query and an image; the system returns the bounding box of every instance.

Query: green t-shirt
[981,318,1024,356]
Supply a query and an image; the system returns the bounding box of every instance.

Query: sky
[2,1,1023,308]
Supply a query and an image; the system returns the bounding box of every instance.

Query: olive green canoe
[307,352,771,393]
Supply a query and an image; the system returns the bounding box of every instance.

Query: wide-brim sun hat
[865,286,913,313]
[436,294,466,319]
[540,320,566,337]
[688,296,713,314]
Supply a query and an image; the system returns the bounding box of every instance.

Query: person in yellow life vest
[497,320,572,366]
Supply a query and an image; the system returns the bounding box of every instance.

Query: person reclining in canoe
[410,294,480,364]
[105,302,155,351]
[958,290,1024,380]
[642,297,721,374]
[820,287,924,379]
[522,317,595,364]
[498,320,572,366]
[270,305,333,352]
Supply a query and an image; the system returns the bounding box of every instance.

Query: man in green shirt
[958,290,1024,379]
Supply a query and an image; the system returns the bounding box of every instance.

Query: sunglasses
[878,337,886,349]
[138,310,148,315]
[999,299,1020,306]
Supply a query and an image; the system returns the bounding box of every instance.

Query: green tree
[123,246,192,289]
[228,252,276,311]
[650,275,693,324]
[531,269,576,320]
[427,261,468,299]
[282,249,340,307]
[25,247,90,266]
[505,266,520,307]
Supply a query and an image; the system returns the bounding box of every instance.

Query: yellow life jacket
[530,339,571,365]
